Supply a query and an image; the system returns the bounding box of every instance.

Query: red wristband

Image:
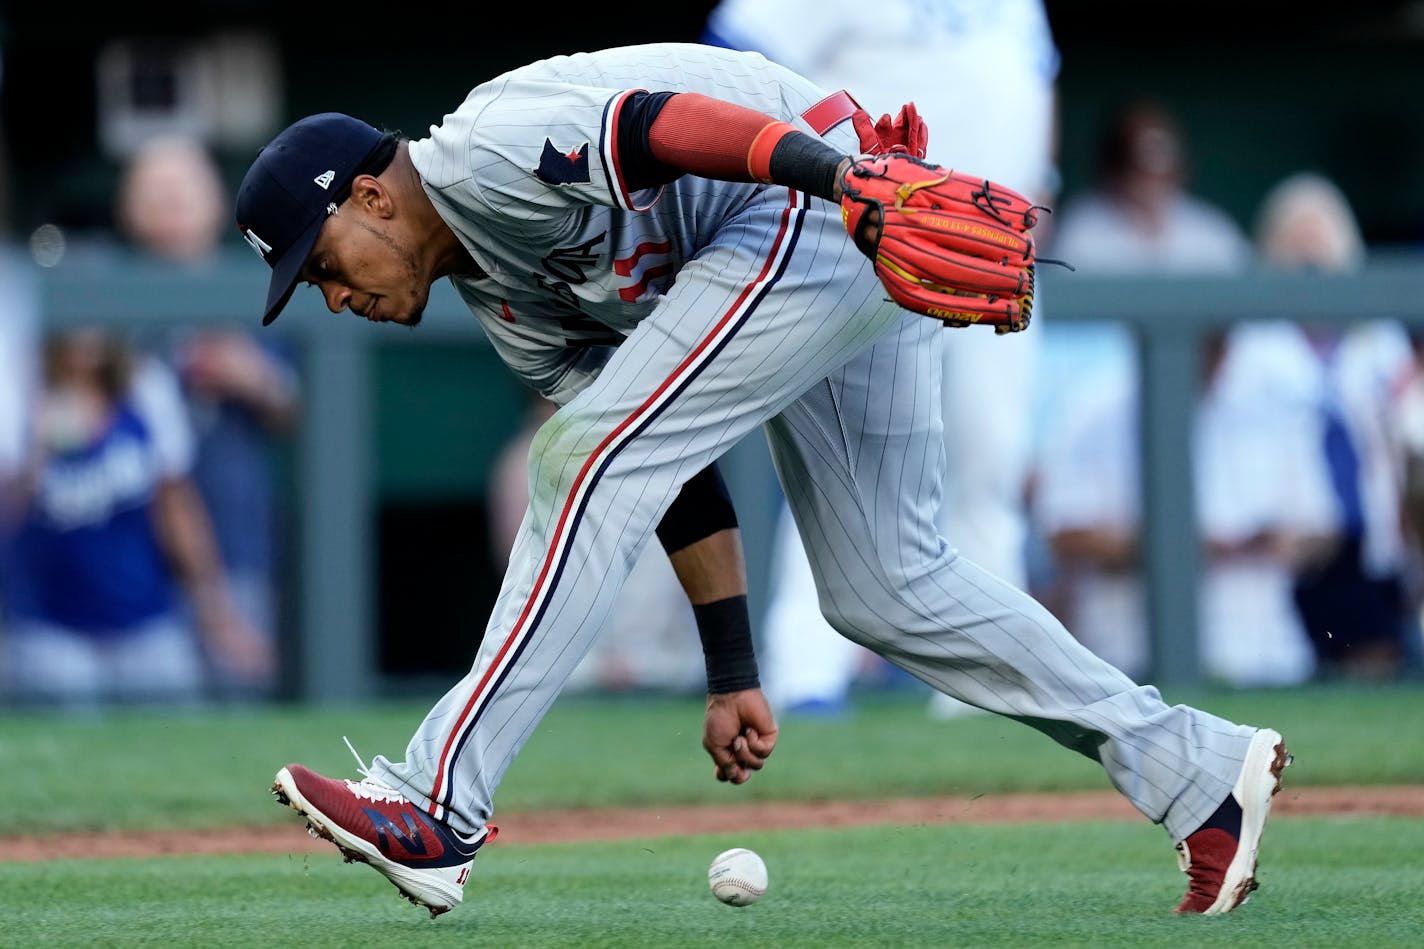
[746,121,798,185]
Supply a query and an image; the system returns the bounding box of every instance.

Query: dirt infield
[3,785,1420,863]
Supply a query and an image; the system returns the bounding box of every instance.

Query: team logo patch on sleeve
[535,139,591,185]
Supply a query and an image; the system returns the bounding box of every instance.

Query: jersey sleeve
[413,79,667,237]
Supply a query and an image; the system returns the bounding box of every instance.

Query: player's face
[300,206,430,326]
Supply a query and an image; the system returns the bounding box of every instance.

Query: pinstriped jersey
[406,42,833,404]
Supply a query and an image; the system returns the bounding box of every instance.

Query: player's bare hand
[703,688,779,785]
[204,608,277,684]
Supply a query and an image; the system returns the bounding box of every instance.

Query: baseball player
[236,42,1288,918]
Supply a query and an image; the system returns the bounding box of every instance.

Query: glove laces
[892,169,954,210]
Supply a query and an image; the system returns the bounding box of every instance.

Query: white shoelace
[342,735,407,804]
[343,735,373,777]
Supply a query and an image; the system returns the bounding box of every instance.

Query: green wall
[374,344,529,500]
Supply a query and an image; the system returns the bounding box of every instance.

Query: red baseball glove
[839,153,1040,333]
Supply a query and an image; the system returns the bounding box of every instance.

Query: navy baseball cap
[235,113,394,325]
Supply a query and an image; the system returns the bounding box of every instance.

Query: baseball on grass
[708,847,768,906]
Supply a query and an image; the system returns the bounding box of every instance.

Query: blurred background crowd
[2,1,1424,714]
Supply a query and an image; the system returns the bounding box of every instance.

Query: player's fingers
[732,733,767,772]
[742,728,776,760]
[709,745,740,783]
[713,738,753,783]
[715,761,746,783]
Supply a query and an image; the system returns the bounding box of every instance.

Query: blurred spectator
[114,135,228,265]
[1050,97,1251,274]
[1029,368,1145,678]
[0,328,273,709]
[1033,323,1337,686]
[701,0,1061,718]
[1256,171,1419,681]
[1038,96,1253,430]
[1030,100,1358,684]
[1195,326,1339,686]
[488,391,702,693]
[114,134,299,698]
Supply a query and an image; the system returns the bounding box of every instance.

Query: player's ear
[349,174,393,217]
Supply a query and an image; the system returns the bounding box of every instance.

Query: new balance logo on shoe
[364,808,430,857]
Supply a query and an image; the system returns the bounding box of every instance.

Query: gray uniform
[369,42,1254,843]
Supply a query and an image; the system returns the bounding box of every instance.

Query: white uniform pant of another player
[3,615,205,707]
[762,328,1038,715]
[709,0,1058,718]
[368,184,1254,845]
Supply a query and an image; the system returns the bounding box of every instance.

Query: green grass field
[2,682,1421,946]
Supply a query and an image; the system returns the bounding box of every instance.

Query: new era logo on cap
[234,113,389,326]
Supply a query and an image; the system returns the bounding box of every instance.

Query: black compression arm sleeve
[656,462,738,555]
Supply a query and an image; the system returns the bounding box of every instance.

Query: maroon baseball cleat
[272,761,497,917]
[1174,728,1292,914]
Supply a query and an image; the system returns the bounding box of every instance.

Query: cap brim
[261,213,327,326]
